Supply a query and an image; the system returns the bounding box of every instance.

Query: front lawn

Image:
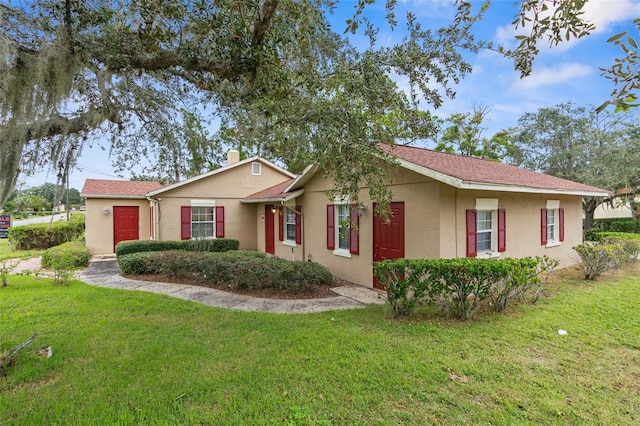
[1,266,639,424]
[0,238,42,261]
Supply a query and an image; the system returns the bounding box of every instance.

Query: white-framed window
[336,203,350,251]
[285,207,296,242]
[326,197,358,258]
[476,210,494,253]
[252,162,262,175]
[543,200,563,247]
[467,198,505,258]
[191,206,215,239]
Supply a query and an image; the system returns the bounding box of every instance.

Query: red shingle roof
[81,179,166,198]
[243,179,295,201]
[382,144,608,194]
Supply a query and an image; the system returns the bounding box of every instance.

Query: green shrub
[118,250,332,292]
[573,242,630,280]
[41,241,90,270]
[374,257,556,320]
[117,252,157,275]
[8,219,85,250]
[115,239,239,258]
[592,218,640,233]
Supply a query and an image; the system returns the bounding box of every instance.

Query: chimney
[227,149,240,165]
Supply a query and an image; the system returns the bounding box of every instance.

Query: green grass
[1,265,640,425]
[0,238,43,261]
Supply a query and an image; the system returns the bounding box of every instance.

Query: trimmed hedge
[118,250,332,292]
[115,239,239,258]
[8,215,85,250]
[41,241,90,270]
[374,256,558,320]
[592,218,640,233]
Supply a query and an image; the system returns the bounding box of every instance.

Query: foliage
[595,231,640,242]
[0,1,492,209]
[7,217,85,250]
[118,250,332,292]
[573,241,637,280]
[41,241,90,285]
[598,19,640,112]
[433,105,513,160]
[115,239,239,258]
[505,102,640,228]
[373,257,556,320]
[593,218,640,234]
[41,241,90,271]
[1,200,15,214]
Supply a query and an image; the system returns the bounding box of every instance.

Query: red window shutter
[350,206,359,255]
[181,206,191,240]
[466,209,477,258]
[559,208,565,242]
[326,205,335,250]
[498,208,506,252]
[278,208,284,241]
[295,205,302,245]
[541,208,548,245]
[150,205,154,239]
[215,206,225,238]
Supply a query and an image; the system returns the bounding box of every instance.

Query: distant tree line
[1,183,81,214]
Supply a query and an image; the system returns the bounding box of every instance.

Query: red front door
[113,206,139,252]
[373,202,405,289]
[265,205,275,254]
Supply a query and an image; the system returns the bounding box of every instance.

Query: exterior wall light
[103,207,110,215]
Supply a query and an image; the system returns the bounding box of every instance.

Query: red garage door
[113,206,139,252]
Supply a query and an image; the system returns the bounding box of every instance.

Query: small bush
[118,250,332,292]
[41,241,90,270]
[8,218,85,250]
[573,242,631,280]
[115,239,239,258]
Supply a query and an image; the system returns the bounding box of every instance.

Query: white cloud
[493,0,640,53]
[582,0,640,33]
[513,63,593,90]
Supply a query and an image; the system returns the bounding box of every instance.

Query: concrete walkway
[14,256,386,313]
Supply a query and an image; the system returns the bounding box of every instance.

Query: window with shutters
[542,200,564,247]
[181,201,224,240]
[191,206,215,239]
[326,197,359,257]
[466,198,505,259]
[337,204,350,251]
[476,210,493,252]
[285,207,296,242]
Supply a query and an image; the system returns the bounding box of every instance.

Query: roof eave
[80,194,148,199]
[242,189,305,204]
[396,158,610,197]
[284,164,320,192]
[458,181,611,197]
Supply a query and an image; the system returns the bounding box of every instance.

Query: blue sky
[20,0,640,191]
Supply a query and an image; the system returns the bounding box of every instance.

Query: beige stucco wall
[593,202,634,219]
[84,198,152,255]
[298,165,443,287]
[440,189,583,269]
[152,161,291,249]
[265,165,587,287]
